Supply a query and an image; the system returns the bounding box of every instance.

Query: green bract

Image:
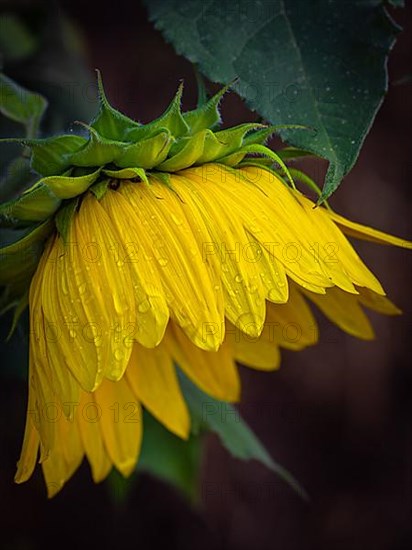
[0,71,302,319]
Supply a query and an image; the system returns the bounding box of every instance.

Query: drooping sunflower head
[1,73,411,496]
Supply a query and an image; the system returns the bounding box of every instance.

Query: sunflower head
[0,72,294,316]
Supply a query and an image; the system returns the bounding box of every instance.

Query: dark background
[1,1,411,549]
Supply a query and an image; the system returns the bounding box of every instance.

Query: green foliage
[179,371,308,500]
[137,410,202,501]
[145,0,400,200]
[0,73,47,138]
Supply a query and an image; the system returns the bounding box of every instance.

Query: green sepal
[0,219,54,285]
[234,143,295,189]
[0,183,61,224]
[70,127,125,167]
[55,198,79,242]
[157,129,207,172]
[116,130,173,169]
[90,179,110,200]
[25,135,86,176]
[144,83,189,138]
[90,70,142,141]
[196,123,264,164]
[39,167,101,199]
[215,150,247,167]
[242,124,310,148]
[150,172,172,188]
[184,83,230,134]
[102,167,149,184]
[287,168,331,210]
[276,147,314,160]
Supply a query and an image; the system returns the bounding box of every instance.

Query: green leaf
[0,156,33,204]
[146,0,400,199]
[0,73,47,137]
[0,220,53,285]
[6,290,29,341]
[179,371,308,501]
[0,14,38,63]
[137,410,202,501]
[106,469,137,506]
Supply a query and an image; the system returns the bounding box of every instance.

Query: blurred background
[0,1,411,549]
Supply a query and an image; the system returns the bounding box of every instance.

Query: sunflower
[1,75,410,496]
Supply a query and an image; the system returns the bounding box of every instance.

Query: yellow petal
[226,320,281,371]
[77,391,112,483]
[293,194,385,295]
[249,234,289,304]
[66,194,135,385]
[303,286,375,340]
[294,193,360,294]
[15,381,40,484]
[327,210,412,249]
[226,165,333,291]
[266,283,318,350]
[166,322,241,402]
[177,171,266,337]
[36,236,90,398]
[356,286,401,315]
[100,189,170,347]
[42,416,84,498]
[95,377,142,477]
[120,180,223,350]
[126,341,190,439]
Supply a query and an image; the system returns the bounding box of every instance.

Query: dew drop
[234,274,243,283]
[114,348,124,361]
[171,214,183,226]
[137,299,151,313]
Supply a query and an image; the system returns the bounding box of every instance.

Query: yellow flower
[14,163,411,496]
[1,77,410,496]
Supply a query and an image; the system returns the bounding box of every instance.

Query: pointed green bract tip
[0,70,302,301]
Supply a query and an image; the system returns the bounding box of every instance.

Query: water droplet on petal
[137,299,151,313]
[171,214,183,226]
[114,348,124,361]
